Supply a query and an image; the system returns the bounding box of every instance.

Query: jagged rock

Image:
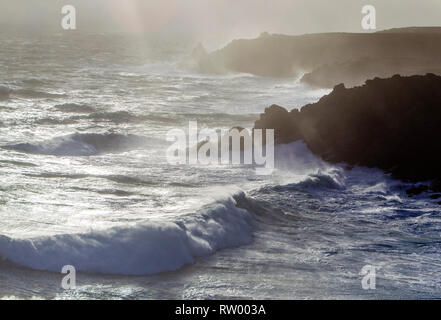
[300,58,441,88]
[254,74,441,184]
[255,105,301,144]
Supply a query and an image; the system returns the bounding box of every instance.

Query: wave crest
[15,89,67,99]
[3,133,146,156]
[0,195,254,275]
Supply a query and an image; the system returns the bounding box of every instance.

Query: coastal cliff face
[300,58,441,89]
[206,28,441,88]
[254,74,441,183]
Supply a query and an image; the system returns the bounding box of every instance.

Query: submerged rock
[254,74,441,184]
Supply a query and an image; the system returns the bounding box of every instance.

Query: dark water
[0,34,440,299]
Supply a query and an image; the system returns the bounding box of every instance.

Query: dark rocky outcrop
[254,74,441,187]
[301,58,441,89]
[206,27,441,88]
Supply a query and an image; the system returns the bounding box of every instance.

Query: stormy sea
[1,33,440,300]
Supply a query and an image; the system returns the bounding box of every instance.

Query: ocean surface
[0,33,440,299]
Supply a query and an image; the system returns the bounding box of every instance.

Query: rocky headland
[253,74,441,197]
[202,27,441,88]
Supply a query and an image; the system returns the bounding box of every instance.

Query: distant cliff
[254,74,441,185]
[205,27,441,88]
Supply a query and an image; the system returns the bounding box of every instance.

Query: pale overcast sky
[1,0,440,46]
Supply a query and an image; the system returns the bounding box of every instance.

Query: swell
[0,193,254,275]
[54,103,96,114]
[0,86,11,100]
[3,133,147,156]
[14,89,67,99]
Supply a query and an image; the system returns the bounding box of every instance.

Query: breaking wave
[14,89,67,99]
[0,193,254,275]
[273,172,344,192]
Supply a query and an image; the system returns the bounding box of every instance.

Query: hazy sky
[1,0,441,47]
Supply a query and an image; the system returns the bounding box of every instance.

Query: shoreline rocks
[254,74,441,190]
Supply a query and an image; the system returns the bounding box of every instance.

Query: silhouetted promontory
[203,27,441,88]
[254,74,441,188]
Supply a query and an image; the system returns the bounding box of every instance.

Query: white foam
[0,195,253,275]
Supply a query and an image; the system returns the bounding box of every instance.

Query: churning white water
[0,33,440,299]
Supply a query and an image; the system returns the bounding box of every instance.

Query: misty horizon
[1,0,441,48]
[2,0,441,303]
